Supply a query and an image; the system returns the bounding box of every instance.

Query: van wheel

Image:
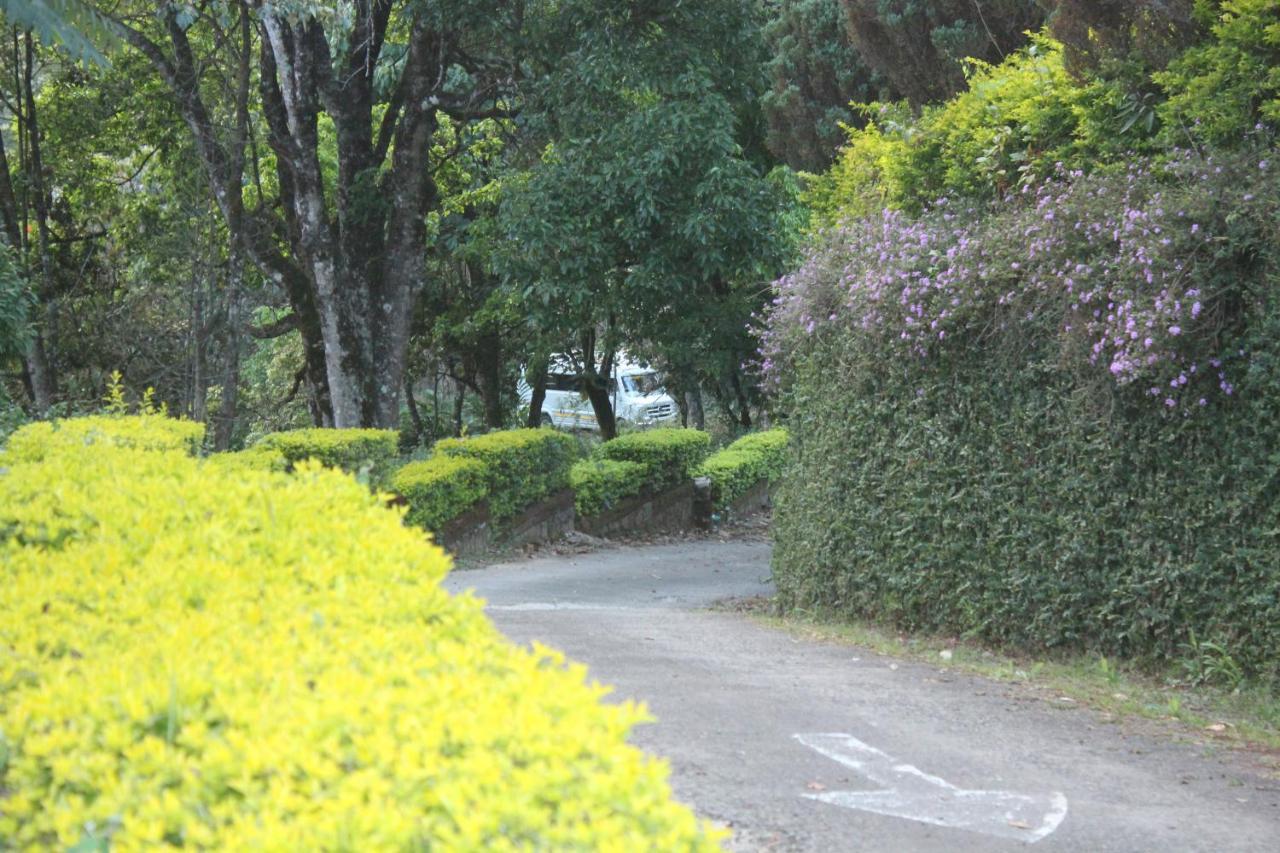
[540,413,554,427]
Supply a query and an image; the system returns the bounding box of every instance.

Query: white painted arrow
[795,733,1068,843]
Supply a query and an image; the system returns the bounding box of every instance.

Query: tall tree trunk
[525,352,549,428]
[22,335,54,414]
[730,367,752,429]
[581,330,618,440]
[213,250,244,451]
[583,379,618,440]
[190,269,208,422]
[19,31,57,413]
[119,4,450,429]
[452,381,465,437]
[473,331,505,430]
[257,9,438,428]
[432,367,442,438]
[369,14,440,428]
[404,378,425,446]
[686,387,705,430]
[259,15,370,427]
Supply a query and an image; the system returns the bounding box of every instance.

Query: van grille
[646,404,674,419]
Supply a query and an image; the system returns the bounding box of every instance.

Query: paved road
[442,541,1280,852]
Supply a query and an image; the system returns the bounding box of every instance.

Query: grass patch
[740,600,1280,757]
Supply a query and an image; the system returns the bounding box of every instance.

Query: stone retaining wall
[576,481,697,539]
[724,478,772,519]
[433,476,772,558]
[438,489,575,559]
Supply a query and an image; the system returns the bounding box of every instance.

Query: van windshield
[622,372,662,395]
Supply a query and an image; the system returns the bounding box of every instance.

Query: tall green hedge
[767,151,1280,680]
[774,334,1280,679]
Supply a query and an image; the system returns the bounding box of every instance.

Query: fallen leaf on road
[1007,819,1031,830]
[806,782,827,792]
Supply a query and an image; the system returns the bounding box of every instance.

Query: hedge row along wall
[0,420,722,849]
[224,426,576,538]
[696,429,789,511]
[246,423,778,533]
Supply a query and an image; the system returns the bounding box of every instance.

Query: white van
[518,356,680,431]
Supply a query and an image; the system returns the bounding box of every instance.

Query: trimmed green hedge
[2,414,204,463]
[596,429,710,491]
[570,458,648,517]
[436,428,578,520]
[254,428,399,485]
[696,429,789,510]
[392,456,489,532]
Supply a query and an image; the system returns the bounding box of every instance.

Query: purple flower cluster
[758,152,1275,411]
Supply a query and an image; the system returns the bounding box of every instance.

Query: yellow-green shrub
[801,103,915,226]
[1,414,204,463]
[201,445,288,474]
[1155,0,1280,146]
[570,458,649,517]
[254,427,399,485]
[435,428,578,520]
[391,455,489,532]
[0,437,722,850]
[806,35,1123,225]
[696,429,790,510]
[596,428,710,491]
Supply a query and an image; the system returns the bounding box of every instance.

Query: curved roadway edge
[443,541,1280,852]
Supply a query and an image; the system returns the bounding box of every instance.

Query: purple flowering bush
[763,152,1277,412]
[765,149,1280,678]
